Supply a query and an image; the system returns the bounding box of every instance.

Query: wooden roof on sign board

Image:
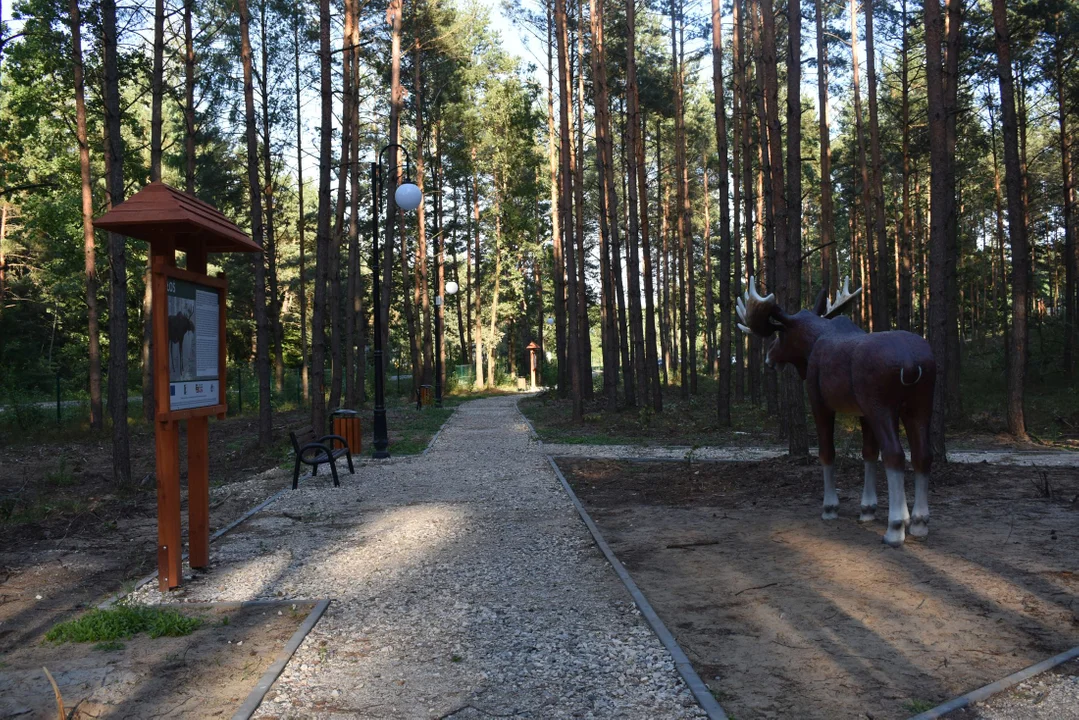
[94,182,261,253]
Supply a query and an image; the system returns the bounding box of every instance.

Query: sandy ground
[558,456,1079,720]
[0,603,307,719]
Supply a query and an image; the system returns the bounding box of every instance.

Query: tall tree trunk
[142,0,164,423]
[574,1,593,400]
[712,0,732,424]
[556,0,583,420]
[102,0,130,484]
[472,158,484,391]
[452,191,466,365]
[311,0,334,433]
[624,7,648,408]
[70,0,103,430]
[414,37,432,388]
[785,0,807,454]
[590,0,621,408]
[260,4,284,395]
[638,109,662,411]
[924,0,950,457]
[547,0,568,396]
[464,179,474,358]
[329,0,354,410]
[294,8,309,403]
[703,164,715,375]
[851,0,876,330]
[737,0,754,404]
[184,0,195,192]
[239,0,272,446]
[384,0,403,365]
[1058,45,1076,378]
[487,180,504,388]
[943,0,963,423]
[671,0,690,398]
[347,10,363,406]
[815,0,835,296]
[865,0,889,330]
[899,0,913,331]
[732,0,745,403]
[992,0,1028,439]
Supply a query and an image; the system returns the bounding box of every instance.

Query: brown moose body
[737,277,937,547]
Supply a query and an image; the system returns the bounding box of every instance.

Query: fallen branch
[665,540,719,550]
[734,582,780,596]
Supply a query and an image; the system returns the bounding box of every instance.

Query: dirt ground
[0,602,310,719]
[0,411,306,657]
[558,456,1079,720]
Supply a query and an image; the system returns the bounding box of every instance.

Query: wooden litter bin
[331,409,362,454]
[418,385,434,407]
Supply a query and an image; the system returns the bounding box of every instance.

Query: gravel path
[134,396,707,719]
[962,659,1079,719]
[544,443,1079,467]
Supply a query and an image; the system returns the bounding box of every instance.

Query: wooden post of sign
[186,247,210,569]
[151,242,183,591]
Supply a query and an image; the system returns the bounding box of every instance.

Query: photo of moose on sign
[166,277,220,411]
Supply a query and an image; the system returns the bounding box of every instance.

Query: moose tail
[899,360,923,386]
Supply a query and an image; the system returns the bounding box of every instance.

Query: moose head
[737,276,937,547]
[737,276,862,373]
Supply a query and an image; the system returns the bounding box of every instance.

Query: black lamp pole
[371,143,413,459]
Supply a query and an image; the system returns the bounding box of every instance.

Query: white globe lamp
[395,182,422,212]
[445,280,459,296]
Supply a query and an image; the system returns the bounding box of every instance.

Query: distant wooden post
[96,182,261,590]
[526,341,540,391]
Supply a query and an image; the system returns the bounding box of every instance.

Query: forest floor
[0,602,311,719]
[520,364,1079,451]
[556,455,1079,720]
[0,396,459,666]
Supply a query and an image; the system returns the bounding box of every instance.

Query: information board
[166,277,221,411]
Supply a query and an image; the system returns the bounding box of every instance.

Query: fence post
[297,367,301,408]
[56,373,61,424]
[238,367,243,414]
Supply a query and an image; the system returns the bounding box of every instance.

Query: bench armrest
[317,434,350,452]
[299,442,335,463]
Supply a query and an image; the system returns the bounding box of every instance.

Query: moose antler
[736,276,786,336]
[822,277,863,319]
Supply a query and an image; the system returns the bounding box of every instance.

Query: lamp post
[435,279,459,407]
[371,144,422,458]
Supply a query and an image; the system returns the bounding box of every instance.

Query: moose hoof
[821,506,839,521]
[909,516,929,538]
[858,505,877,523]
[882,521,906,547]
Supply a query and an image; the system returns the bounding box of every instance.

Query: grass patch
[905,699,935,713]
[46,605,202,643]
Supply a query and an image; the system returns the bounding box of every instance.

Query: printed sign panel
[166,278,220,411]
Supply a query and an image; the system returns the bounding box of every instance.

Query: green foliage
[45,605,203,643]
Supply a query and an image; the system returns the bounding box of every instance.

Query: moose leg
[815,409,839,520]
[903,408,932,538]
[873,419,909,547]
[858,418,879,522]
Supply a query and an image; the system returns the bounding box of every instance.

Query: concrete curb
[907,645,1079,720]
[231,598,332,720]
[516,399,726,717]
[542,450,728,719]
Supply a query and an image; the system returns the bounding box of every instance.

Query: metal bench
[288,426,355,490]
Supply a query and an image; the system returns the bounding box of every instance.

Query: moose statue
[736,277,936,547]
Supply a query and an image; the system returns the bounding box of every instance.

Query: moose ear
[813,286,829,317]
